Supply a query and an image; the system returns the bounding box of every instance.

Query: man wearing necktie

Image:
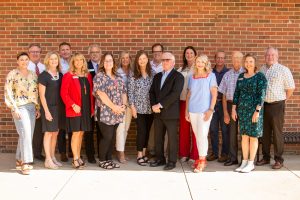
[85,43,102,163]
[149,52,184,170]
[27,43,46,161]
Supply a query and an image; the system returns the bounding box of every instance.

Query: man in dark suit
[85,43,102,163]
[149,52,184,170]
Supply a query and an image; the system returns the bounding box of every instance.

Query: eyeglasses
[104,60,113,63]
[29,51,41,54]
[90,51,101,54]
[162,59,172,62]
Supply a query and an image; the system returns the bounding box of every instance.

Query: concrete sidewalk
[0,153,299,200]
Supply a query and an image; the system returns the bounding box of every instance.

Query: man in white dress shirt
[59,42,72,75]
[28,43,45,161]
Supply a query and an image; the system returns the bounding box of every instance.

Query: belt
[227,100,233,103]
[264,100,285,105]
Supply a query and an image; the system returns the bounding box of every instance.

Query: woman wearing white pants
[116,51,133,163]
[186,54,218,173]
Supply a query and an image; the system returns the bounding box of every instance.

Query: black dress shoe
[150,159,166,167]
[164,162,176,170]
[87,157,96,164]
[34,155,45,161]
[224,160,239,166]
[256,159,270,166]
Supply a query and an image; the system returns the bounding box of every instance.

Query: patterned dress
[233,72,267,137]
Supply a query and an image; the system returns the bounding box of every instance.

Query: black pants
[136,113,153,151]
[58,129,72,154]
[227,102,239,162]
[84,117,101,159]
[32,117,44,157]
[154,118,178,163]
[98,121,119,161]
[262,101,285,163]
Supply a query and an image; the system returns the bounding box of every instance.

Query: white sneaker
[241,161,255,173]
[235,160,248,172]
[52,157,63,167]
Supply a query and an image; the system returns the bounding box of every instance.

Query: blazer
[60,72,94,117]
[149,68,184,119]
[87,60,97,78]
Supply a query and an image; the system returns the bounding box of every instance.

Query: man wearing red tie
[27,43,46,161]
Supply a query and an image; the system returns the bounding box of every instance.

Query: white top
[60,58,69,75]
[27,60,45,74]
[150,60,163,74]
[260,62,295,103]
[177,66,193,101]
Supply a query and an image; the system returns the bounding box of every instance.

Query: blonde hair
[69,53,89,76]
[118,51,132,68]
[43,51,61,72]
[194,54,212,74]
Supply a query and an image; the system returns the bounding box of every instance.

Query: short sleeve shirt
[260,63,295,103]
[188,72,218,113]
[93,72,126,125]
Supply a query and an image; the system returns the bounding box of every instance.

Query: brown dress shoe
[272,161,283,169]
[207,153,218,161]
[256,159,270,166]
[218,154,228,163]
[60,153,68,162]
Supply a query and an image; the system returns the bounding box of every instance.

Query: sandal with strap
[99,161,114,169]
[194,158,207,173]
[142,156,149,163]
[16,160,33,170]
[137,157,147,166]
[72,159,84,170]
[108,160,120,168]
[191,159,200,169]
[78,158,86,167]
[21,164,31,175]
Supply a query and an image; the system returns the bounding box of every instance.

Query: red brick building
[0,0,299,153]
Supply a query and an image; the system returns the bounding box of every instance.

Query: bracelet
[255,109,260,113]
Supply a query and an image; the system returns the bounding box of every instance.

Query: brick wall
[0,0,299,153]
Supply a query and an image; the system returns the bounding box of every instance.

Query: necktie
[35,63,40,76]
[95,64,99,73]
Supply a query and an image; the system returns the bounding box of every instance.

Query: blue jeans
[209,101,229,157]
[13,103,36,163]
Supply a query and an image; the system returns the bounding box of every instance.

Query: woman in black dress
[61,53,94,169]
[39,52,65,169]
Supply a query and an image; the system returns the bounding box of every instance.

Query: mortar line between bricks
[53,169,78,200]
[180,162,194,200]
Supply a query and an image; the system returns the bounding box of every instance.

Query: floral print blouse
[128,73,154,114]
[4,69,39,111]
[93,72,126,125]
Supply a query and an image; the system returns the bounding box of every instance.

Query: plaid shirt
[260,63,295,103]
[218,67,245,101]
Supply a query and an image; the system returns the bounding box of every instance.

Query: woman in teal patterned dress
[231,53,267,173]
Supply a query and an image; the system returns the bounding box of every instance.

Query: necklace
[48,70,59,80]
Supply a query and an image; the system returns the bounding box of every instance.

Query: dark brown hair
[133,50,152,79]
[17,52,29,60]
[182,46,197,71]
[98,52,118,76]
[151,43,164,52]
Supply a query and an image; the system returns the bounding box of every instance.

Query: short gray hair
[88,43,101,54]
[265,46,279,56]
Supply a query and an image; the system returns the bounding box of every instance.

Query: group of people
[4,42,295,175]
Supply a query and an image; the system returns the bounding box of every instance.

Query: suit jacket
[150,68,184,119]
[87,60,97,78]
[60,72,94,117]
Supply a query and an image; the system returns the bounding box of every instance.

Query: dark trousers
[262,101,285,163]
[84,117,100,159]
[227,102,239,161]
[98,121,119,161]
[58,129,72,154]
[209,101,229,156]
[32,117,44,157]
[136,113,154,151]
[154,118,178,163]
